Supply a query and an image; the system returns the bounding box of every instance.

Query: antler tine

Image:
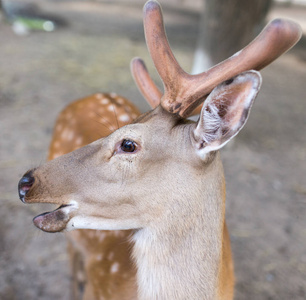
[143,1,302,118]
[130,57,162,108]
[187,18,303,117]
[143,1,189,110]
[131,57,205,115]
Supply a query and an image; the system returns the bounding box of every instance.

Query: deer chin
[33,203,78,233]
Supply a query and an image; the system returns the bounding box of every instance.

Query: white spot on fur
[107,105,115,112]
[76,137,83,145]
[116,97,124,104]
[100,98,109,105]
[110,92,117,98]
[118,114,130,122]
[110,262,119,273]
[66,130,74,141]
[61,130,71,140]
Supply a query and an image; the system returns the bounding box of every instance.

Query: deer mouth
[33,204,77,233]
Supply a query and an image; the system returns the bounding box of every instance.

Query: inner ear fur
[193,70,262,157]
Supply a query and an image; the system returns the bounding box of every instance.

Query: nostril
[18,171,35,203]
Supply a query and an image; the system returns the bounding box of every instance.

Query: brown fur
[48,94,139,300]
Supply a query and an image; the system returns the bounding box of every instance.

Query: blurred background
[0,0,305,299]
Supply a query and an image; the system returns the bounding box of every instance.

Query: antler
[131,57,162,109]
[134,0,302,118]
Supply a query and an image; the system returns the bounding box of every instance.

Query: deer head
[18,0,301,232]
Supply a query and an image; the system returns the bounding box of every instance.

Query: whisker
[111,102,120,130]
[92,118,114,132]
[94,111,115,130]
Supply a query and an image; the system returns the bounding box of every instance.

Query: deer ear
[193,71,262,159]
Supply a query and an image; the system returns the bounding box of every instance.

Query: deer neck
[132,153,226,300]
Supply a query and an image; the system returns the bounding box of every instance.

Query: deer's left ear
[193,71,262,159]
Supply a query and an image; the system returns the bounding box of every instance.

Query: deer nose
[18,171,35,203]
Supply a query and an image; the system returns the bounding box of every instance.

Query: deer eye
[120,139,137,153]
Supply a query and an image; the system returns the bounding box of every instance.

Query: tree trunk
[192,0,273,74]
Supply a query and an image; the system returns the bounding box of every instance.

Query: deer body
[46,102,235,300]
[18,1,301,299]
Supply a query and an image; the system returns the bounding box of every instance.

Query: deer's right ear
[193,71,262,160]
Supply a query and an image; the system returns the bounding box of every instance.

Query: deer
[18,1,301,299]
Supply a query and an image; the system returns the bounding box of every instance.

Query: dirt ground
[0,1,305,299]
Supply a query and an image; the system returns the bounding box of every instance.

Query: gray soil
[0,1,305,299]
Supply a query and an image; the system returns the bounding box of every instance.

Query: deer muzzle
[18,168,78,232]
